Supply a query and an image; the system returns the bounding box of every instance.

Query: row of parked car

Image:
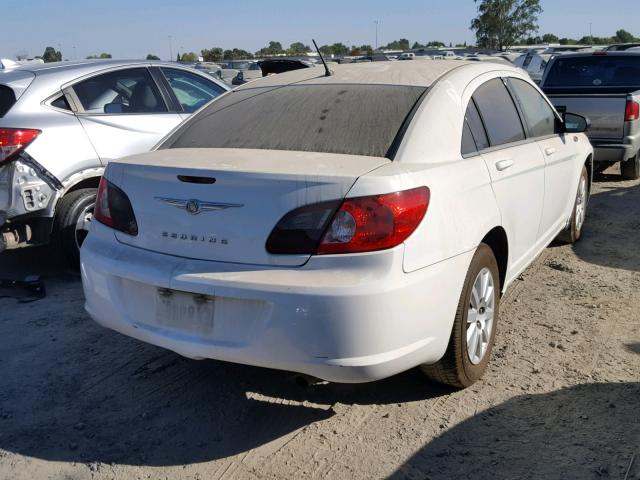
[0,50,636,390]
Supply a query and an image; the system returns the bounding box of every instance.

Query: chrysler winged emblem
[155,197,244,215]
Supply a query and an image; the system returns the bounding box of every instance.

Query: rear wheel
[557,165,588,244]
[620,154,640,180]
[53,188,96,269]
[421,244,500,388]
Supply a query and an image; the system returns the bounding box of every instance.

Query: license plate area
[154,288,215,335]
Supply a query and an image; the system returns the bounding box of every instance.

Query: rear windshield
[161,84,427,158]
[0,85,16,118]
[545,55,640,88]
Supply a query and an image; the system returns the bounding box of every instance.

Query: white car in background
[0,60,229,265]
[81,61,593,388]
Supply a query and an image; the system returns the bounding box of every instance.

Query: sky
[1,0,638,60]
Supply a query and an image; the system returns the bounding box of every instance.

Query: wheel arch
[480,226,508,293]
[53,168,103,215]
[584,153,593,198]
[64,176,101,195]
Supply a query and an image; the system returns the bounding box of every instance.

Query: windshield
[161,84,427,158]
[545,55,640,87]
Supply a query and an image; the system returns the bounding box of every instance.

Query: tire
[53,188,96,269]
[421,243,500,388]
[557,165,588,244]
[620,155,640,180]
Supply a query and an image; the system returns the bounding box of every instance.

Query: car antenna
[313,39,332,77]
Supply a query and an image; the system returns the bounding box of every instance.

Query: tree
[146,54,160,60]
[288,42,310,55]
[523,35,540,44]
[86,52,112,59]
[412,42,425,49]
[42,46,62,63]
[15,50,28,61]
[470,0,543,51]
[383,38,410,50]
[542,33,559,43]
[426,41,446,48]
[319,44,333,56]
[180,52,198,62]
[176,53,181,62]
[614,29,635,43]
[329,43,349,56]
[559,37,577,45]
[201,48,224,62]
[222,48,253,60]
[256,41,285,57]
[268,41,283,54]
[359,44,374,55]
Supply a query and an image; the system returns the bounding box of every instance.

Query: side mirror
[104,102,124,114]
[562,112,590,133]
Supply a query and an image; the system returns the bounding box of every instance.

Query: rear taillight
[0,128,41,165]
[94,176,138,236]
[625,100,639,122]
[266,187,430,255]
[318,187,430,254]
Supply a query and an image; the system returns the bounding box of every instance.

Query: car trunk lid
[114,148,389,267]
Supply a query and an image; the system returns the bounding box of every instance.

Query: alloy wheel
[467,267,496,365]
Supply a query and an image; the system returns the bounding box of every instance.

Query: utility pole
[168,35,173,61]
[589,23,593,42]
[374,20,379,50]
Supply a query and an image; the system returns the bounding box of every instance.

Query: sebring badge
[161,231,229,245]
[155,197,244,215]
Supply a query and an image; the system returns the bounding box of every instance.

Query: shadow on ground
[0,245,451,466]
[571,176,640,272]
[390,382,640,480]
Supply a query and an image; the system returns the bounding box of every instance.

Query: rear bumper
[81,222,472,383]
[592,143,637,163]
[0,158,59,250]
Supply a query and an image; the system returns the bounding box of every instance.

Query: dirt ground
[0,169,638,480]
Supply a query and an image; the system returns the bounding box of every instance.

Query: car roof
[548,51,640,59]
[235,60,521,90]
[0,59,196,86]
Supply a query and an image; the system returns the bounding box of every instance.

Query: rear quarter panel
[375,66,512,274]
[349,160,499,273]
[5,75,100,182]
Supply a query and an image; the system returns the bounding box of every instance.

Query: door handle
[545,147,556,156]
[495,159,514,171]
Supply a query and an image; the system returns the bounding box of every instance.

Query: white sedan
[81,61,592,388]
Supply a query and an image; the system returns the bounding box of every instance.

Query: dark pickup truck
[540,52,640,179]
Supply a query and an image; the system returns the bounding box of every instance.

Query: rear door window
[0,85,16,118]
[160,68,226,113]
[472,79,525,147]
[461,122,477,155]
[507,78,557,137]
[73,68,167,114]
[462,99,490,155]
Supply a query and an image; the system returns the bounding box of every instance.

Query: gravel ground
[0,170,638,480]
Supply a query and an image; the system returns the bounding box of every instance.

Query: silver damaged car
[0,59,229,266]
